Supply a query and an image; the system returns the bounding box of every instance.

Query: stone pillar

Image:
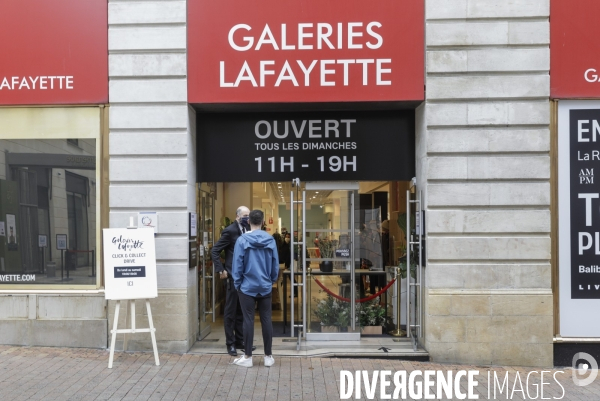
[107,0,197,352]
[421,0,552,366]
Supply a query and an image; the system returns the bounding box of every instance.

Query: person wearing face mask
[279,233,291,270]
[211,206,256,356]
[278,232,299,297]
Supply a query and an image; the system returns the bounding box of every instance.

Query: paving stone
[0,345,597,400]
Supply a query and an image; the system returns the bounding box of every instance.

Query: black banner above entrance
[197,111,415,182]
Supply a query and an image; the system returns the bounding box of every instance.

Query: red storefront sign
[188,0,424,104]
[0,0,108,105]
[551,0,600,98]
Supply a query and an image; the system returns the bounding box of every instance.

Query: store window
[0,138,98,285]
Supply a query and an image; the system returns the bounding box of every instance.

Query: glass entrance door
[197,185,215,340]
[290,181,361,341]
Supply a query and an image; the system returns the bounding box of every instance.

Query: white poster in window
[190,212,197,238]
[6,214,16,245]
[56,234,67,250]
[0,222,5,236]
[103,228,157,300]
[138,211,158,234]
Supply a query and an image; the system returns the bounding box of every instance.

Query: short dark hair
[249,209,264,225]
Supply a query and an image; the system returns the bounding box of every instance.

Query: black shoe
[227,345,238,356]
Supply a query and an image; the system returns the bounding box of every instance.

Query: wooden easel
[107,218,160,369]
[108,298,159,368]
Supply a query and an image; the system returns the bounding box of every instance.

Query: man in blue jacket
[231,209,279,368]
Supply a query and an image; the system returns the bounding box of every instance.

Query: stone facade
[419,0,553,366]
[0,294,106,348]
[0,0,558,366]
[0,107,106,348]
[108,0,197,352]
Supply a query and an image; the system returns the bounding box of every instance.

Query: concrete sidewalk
[0,345,598,400]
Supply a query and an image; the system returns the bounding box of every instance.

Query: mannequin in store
[365,220,385,295]
[8,227,15,244]
[381,220,391,266]
[278,233,297,297]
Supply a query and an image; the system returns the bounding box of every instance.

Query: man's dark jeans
[237,290,273,357]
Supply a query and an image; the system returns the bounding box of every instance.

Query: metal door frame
[198,187,215,340]
[406,187,423,350]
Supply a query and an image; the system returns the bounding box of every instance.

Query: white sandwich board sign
[103,228,157,300]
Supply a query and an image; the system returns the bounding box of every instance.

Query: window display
[0,139,97,285]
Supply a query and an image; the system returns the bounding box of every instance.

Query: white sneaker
[264,355,275,367]
[232,355,253,367]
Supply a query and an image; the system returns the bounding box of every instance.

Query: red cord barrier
[314,277,396,303]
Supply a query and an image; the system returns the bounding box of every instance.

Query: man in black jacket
[211,206,255,356]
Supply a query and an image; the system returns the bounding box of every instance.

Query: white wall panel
[109,159,188,181]
[428,237,550,260]
[109,132,188,155]
[109,27,186,51]
[427,75,549,100]
[467,0,549,18]
[428,183,549,206]
[109,79,187,103]
[109,54,187,77]
[109,105,189,129]
[110,185,188,208]
[428,156,550,180]
[109,2,186,24]
[427,210,551,233]
[427,129,549,153]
